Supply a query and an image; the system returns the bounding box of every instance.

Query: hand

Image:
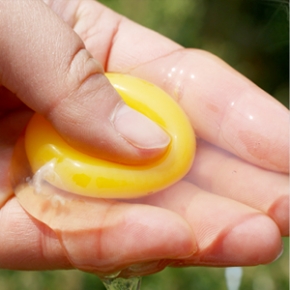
[0,0,288,277]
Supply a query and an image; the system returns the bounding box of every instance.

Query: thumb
[0,0,170,164]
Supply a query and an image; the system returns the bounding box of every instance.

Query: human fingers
[0,197,71,270]
[185,140,289,236]
[111,46,289,173]
[0,0,170,165]
[139,181,283,267]
[77,5,287,172]
[0,196,195,276]
[45,0,288,171]
[0,106,194,275]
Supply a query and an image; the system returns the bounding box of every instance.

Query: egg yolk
[24,73,195,198]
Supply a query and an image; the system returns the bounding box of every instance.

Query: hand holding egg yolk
[24,73,196,199]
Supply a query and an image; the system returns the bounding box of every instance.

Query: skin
[0,0,288,277]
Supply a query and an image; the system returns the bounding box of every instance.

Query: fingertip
[268,195,289,236]
[201,214,283,266]
[123,206,197,260]
[57,204,196,274]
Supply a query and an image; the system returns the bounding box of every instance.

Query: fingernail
[111,102,171,149]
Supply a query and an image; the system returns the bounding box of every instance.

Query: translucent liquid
[225,267,243,290]
[103,277,141,290]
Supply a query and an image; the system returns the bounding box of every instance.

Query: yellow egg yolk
[24,73,195,198]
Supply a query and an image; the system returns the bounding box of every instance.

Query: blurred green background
[1,0,288,289]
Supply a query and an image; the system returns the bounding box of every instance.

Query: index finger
[107,21,288,173]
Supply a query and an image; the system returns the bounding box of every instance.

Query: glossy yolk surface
[24,73,195,198]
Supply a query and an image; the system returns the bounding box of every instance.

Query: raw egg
[23,73,195,198]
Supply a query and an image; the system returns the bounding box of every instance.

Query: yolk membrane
[24,73,196,198]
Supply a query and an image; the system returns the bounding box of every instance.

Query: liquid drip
[102,277,142,290]
[225,267,243,290]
